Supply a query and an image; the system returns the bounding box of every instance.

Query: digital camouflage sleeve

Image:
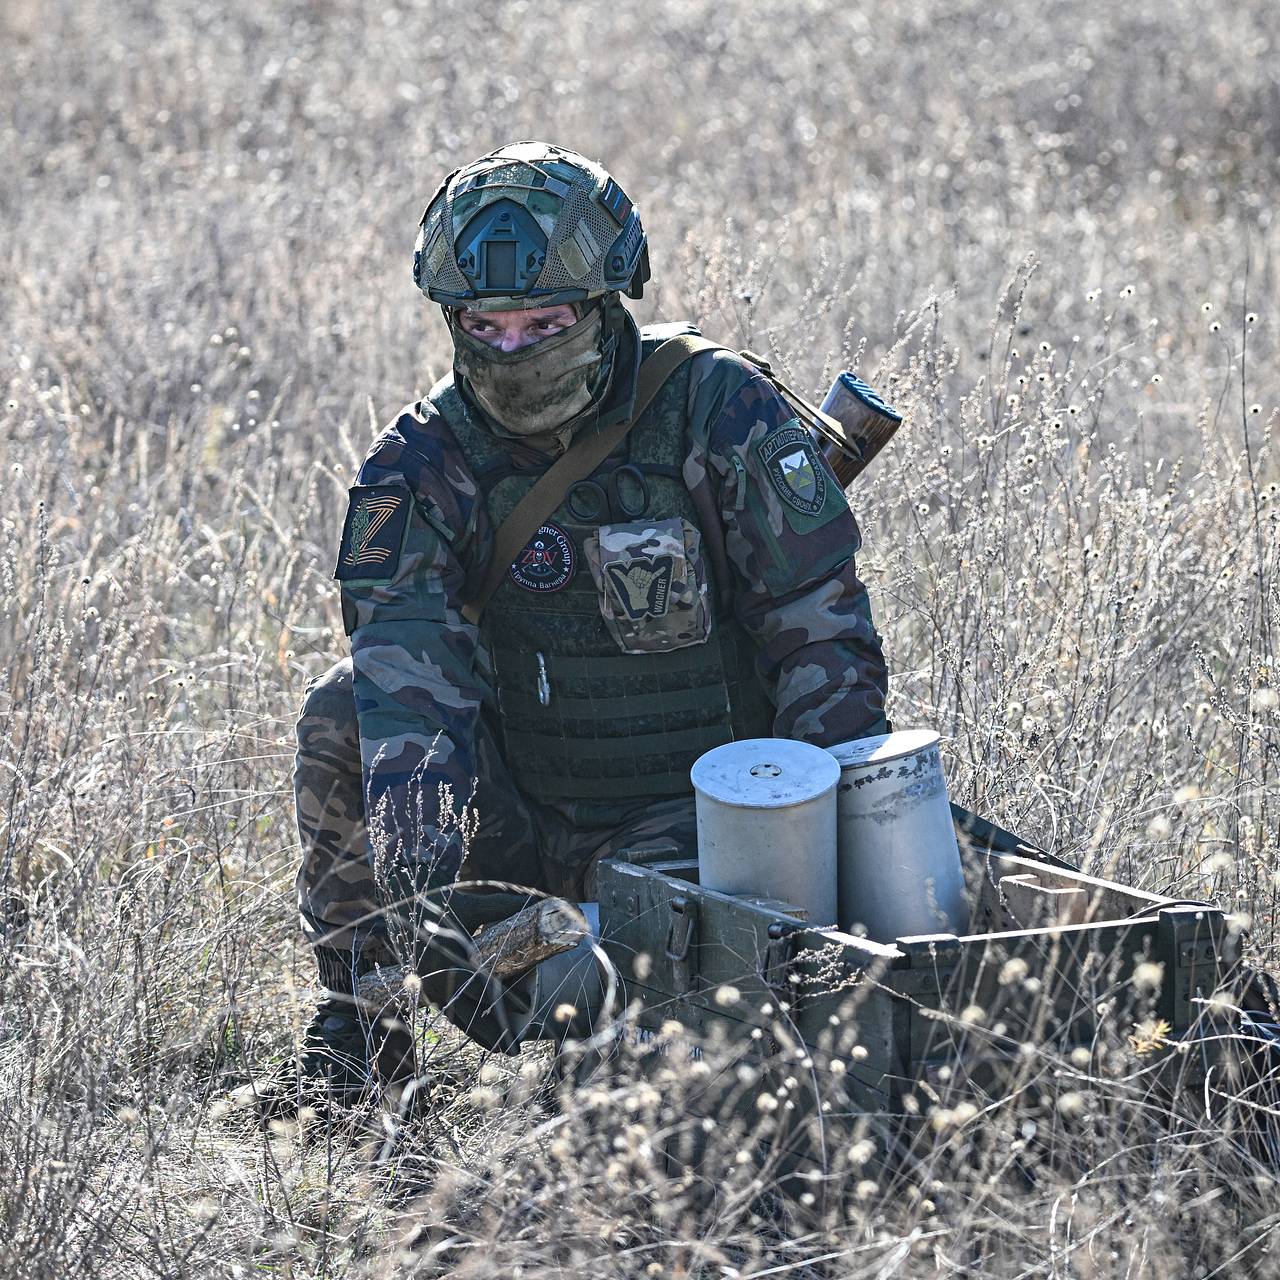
[338,345,888,879]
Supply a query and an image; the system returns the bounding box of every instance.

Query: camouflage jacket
[336,321,889,880]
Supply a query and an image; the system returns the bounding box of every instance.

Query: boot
[236,945,416,1120]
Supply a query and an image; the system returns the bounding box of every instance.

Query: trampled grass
[2,0,1278,1274]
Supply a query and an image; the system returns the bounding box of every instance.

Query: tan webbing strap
[461,334,721,625]
[737,348,855,460]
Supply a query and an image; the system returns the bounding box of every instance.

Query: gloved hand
[381,861,533,1055]
[444,885,539,932]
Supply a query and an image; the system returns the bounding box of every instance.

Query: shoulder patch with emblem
[755,419,849,533]
[335,485,412,581]
[758,422,827,516]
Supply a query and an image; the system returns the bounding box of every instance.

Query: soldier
[262,142,888,1114]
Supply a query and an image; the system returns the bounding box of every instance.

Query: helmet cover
[413,141,650,311]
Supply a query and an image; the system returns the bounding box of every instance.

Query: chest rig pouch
[431,325,774,803]
[584,516,712,655]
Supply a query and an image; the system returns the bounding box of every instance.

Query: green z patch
[756,422,846,532]
[334,484,411,581]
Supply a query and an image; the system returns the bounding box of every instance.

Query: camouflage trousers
[294,657,697,958]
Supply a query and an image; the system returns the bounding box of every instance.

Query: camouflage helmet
[413,142,650,312]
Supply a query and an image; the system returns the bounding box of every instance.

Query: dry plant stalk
[354,965,415,1010]
[472,897,588,976]
[3,0,1278,1273]
[354,897,587,1008]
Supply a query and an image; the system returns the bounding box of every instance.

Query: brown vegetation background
[2,0,1278,1274]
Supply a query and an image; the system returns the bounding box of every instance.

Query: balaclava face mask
[449,305,612,448]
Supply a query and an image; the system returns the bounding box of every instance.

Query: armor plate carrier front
[432,325,774,802]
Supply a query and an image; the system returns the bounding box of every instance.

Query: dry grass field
[3,0,1279,1274]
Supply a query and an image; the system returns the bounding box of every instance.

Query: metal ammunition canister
[691,738,840,924]
[828,730,968,942]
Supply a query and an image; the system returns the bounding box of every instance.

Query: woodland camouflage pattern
[295,658,702,950]
[297,330,888,955]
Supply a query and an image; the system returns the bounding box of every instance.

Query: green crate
[595,805,1246,1180]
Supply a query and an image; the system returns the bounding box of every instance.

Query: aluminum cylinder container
[828,730,967,942]
[691,738,840,925]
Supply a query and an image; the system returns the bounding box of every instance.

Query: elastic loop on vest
[503,722,733,761]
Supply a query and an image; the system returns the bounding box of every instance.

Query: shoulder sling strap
[461,334,719,624]
[460,337,852,625]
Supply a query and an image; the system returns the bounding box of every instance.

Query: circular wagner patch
[509,522,576,593]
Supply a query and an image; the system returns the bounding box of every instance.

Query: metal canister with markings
[828,730,967,942]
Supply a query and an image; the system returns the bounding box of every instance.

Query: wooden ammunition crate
[595,806,1247,1177]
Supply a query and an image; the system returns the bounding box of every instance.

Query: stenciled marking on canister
[840,746,941,792]
[839,747,947,826]
[842,746,941,792]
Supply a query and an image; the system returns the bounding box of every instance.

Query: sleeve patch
[334,485,412,581]
[756,421,848,533]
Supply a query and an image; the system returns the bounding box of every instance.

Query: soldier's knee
[298,658,356,731]
[296,657,359,760]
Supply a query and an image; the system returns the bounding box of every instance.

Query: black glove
[382,863,533,1055]
[443,886,538,932]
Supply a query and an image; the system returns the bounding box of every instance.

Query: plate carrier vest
[430,324,775,803]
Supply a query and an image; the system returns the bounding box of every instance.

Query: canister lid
[827,729,941,770]
[691,738,840,809]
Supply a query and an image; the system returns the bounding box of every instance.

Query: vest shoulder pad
[374,395,454,457]
[426,372,456,406]
[639,320,703,356]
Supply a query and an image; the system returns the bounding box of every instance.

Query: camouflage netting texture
[416,142,640,308]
